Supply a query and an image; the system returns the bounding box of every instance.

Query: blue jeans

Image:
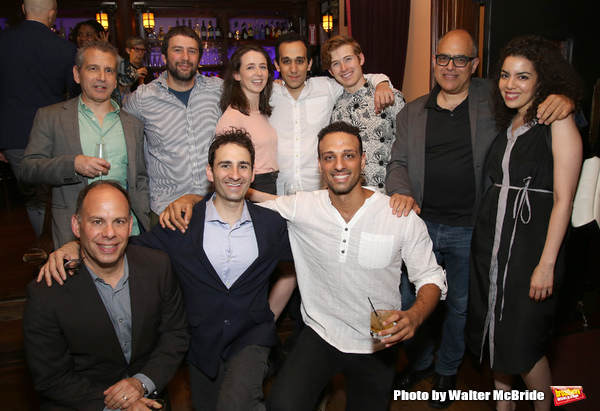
[401,220,473,376]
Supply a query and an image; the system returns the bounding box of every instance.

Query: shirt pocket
[358,232,395,269]
[305,96,331,125]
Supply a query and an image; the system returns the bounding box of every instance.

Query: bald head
[23,0,57,28]
[438,30,477,58]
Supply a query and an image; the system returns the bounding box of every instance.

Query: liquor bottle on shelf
[59,20,66,39]
[227,25,233,39]
[176,18,180,27]
[270,21,276,39]
[234,22,241,40]
[207,20,214,39]
[264,20,270,38]
[241,22,248,40]
[275,21,282,38]
[260,23,265,40]
[188,19,192,29]
[247,23,254,40]
[215,21,222,39]
[194,20,201,37]
[201,20,207,40]
[158,26,165,40]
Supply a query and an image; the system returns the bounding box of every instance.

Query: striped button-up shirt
[124,72,223,214]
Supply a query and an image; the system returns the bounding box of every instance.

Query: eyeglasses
[435,54,476,68]
[132,47,147,53]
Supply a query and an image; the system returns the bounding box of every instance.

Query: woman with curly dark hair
[215,44,278,194]
[467,36,584,411]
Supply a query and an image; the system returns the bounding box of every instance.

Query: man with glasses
[385,29,573,408]
[116,36,150,106]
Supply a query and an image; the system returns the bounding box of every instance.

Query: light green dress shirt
[78,97,140,235]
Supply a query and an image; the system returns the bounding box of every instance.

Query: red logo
[550,386,586,406]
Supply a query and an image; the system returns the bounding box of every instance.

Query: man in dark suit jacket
[0,0,77,236]
[23,180,189,411]
[41,129,295,411]
[20,41,150,248]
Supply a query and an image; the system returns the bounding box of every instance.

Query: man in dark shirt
[386,29,573,408]
[0,0,76,236]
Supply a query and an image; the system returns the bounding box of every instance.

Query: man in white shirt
[270,33,395,195]
[260,121,447,410]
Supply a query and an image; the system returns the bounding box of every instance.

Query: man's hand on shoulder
[537,94,575,125]
[104,377,144,410]
[37,241,81,286]
[389,193,420,217]
[374,81,395,114]
[159,194,203,233]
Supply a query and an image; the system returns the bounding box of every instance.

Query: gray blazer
[20,97,150,247]
[386,78,498,226]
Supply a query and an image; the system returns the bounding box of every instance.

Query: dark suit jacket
[20,97,151,247]
[23,245,190,411]
[131,195,293,378]
[386,78,498,225]
[0,20,76,149]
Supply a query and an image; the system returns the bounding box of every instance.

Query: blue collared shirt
[203,194,259,288]
[87,256,155,399]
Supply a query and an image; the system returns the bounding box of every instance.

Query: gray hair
[75,41,119,70]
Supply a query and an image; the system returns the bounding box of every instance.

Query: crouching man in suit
[23,180,189,410]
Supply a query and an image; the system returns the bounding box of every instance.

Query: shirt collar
[78,95,120,116]
[205,193,252,226]
[157,70,200,93]
[87,254,130,288]
[424,84,469,111]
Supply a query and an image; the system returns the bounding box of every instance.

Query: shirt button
[379,160,384,166]
[119,318,123,323]
[343,239,346,243]
[378,183,384,188]
[353,103,359,109]
[381,113,387,119]
[341,250,345,254]
[224,319,231,326]
[380,137,385,143]
[345,228,348,231]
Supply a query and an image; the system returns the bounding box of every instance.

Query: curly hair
[491,35,585,130]
[220,44,274,116]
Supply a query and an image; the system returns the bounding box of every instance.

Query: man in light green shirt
[21,41,150,247]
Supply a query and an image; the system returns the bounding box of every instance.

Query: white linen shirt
[269,74,390,196]
[260,189,446,354]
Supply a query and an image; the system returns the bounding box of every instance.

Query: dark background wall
[483,0,600,150]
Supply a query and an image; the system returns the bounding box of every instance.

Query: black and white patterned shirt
[330,80,405,193]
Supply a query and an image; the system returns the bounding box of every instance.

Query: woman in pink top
[216,45,279,194]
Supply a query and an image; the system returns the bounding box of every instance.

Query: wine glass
[284,179,300,195]
[94,142,107,179]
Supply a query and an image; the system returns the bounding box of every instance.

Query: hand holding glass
[369,302,397,339]
[94,142,107,179]
[284,180,300,195]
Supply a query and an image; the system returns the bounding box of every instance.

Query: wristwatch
[141,382,148,396]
